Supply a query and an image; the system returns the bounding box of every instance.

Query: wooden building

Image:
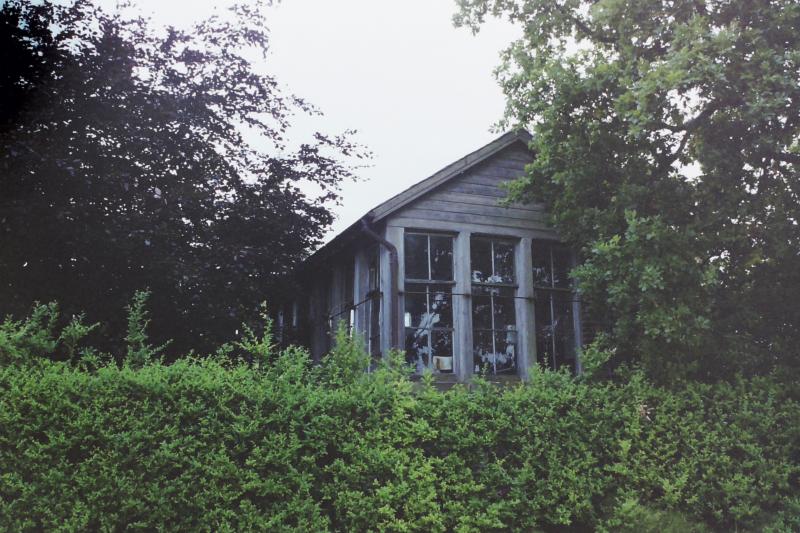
[294,130,582,381]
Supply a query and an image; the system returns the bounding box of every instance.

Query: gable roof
[369,129,533,222]
[300,129,533,270]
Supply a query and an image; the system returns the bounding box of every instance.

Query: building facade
[294,131,582,381]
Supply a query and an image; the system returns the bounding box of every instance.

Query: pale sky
[100,0,518,242]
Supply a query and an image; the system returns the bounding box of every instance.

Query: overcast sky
[101,0,518,242]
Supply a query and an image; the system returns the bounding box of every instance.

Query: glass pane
[493,241,515,283]
[473,329,495,374]
[472,293,492,330]
[431,330,454,373]
[368,294,381,358]
[532,240,552,287]
[405,327,430,373]
[472,330,517,375]
[404,233,428,280]
[553,295,576,371]
[535,291,554,369]
[368,247,380,290]
[552,245,572,289]
[493,295,516,330]
[404,283,427,329]
[429,235,453,281]
[429,285,453,328]
[344,260,355,304]
[494,330,517,374]
[470,238,492,283]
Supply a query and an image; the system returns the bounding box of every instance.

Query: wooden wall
[387,144,556,238]
[300,141,578,374]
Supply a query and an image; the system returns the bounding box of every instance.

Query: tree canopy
[0,0,363,356]
[455,0,800,379]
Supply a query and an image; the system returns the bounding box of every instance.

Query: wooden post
[380,225,404,356]
[353,248,367,339]
[454,230,472,382]
[516,237,537,380]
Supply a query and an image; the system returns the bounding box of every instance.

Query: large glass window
[404,232,454,374]
[326,260,355,342]
[471,237,517,375]
[533,240,577,372]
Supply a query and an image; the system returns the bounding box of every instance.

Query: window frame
[532,239,579,372]
[403,231,456,374]
[470,236,519,375]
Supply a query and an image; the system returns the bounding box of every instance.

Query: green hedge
[0,308,798,531]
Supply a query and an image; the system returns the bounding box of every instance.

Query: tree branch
[772,151,800,166]
[553,4,617,45]
[656,130,691,175]
[658,102,721,133]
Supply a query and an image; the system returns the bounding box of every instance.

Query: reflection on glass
[532,239,577,372]
[470,238,492,283]
[431,330,454,371]
[471,237,518,375]
[553,297,575,366]
[403,233,455,374]
[472,294,493,330]
[430,286,453,327]
[532,240,572,289]
[430,235,454,281]
[552,245,572,289]
[404,284,427,330]
[535,291,576,372]
[473,327,517,374]
[404,233,428,280]
[532,245,551,287]
[492,291,516,330]
[472,238,515,284]
[494,241,515,284]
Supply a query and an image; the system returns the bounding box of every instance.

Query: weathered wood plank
[392,207,551,231]
[442,181,507,198]
[476,157,531,170]
[408,199,548,222]
[387,216,558,242]
[464,166,528,181]
[450,174,517,187]
[424,190,546,212]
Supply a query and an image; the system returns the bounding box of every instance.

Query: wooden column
[454,230,472,382]
[516,237,537,380]
[380,225,404,356]
[353,248,367,340]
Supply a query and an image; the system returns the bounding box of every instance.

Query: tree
[455,0,800,379]
[0,0,364,357]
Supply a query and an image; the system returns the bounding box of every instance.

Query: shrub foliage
[0,305,798,532]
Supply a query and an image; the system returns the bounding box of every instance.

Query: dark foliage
[0,0,363,357]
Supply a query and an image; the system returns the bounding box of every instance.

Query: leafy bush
[0,306,797,531]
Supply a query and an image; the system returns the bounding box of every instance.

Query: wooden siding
[296,132,582,370]
[369,131,532,222]
[387,144,555,236]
